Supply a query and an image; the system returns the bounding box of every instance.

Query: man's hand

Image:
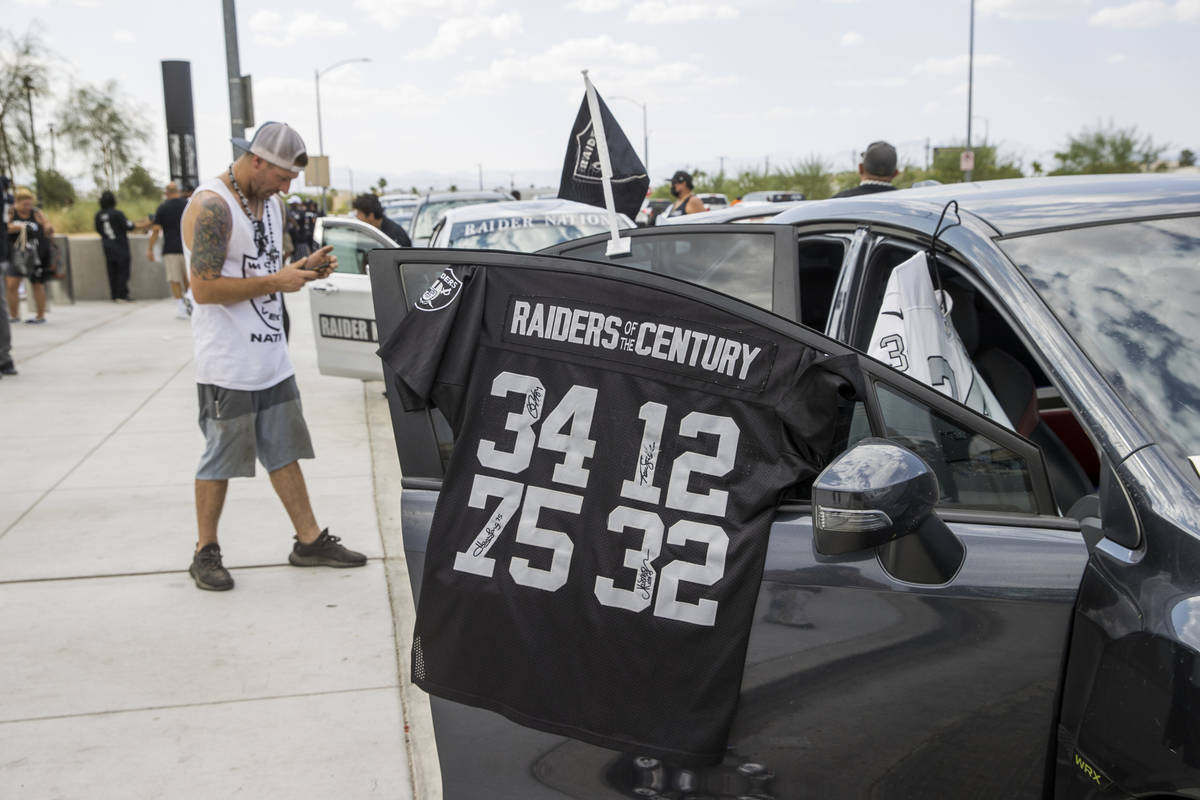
[146,248,156,262]
[276,245,337,292]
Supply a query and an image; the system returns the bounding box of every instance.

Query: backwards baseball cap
[232,121,308,172]
[862,141,898,176]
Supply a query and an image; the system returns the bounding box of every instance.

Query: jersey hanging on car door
[378,261,863,764]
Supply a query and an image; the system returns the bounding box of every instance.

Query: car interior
[851,240,1100,516]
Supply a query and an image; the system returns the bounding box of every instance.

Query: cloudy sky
[10,0,1198,194]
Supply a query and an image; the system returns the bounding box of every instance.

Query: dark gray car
[370,174,1200,799]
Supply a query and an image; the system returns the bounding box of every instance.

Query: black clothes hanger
[928,200,961,313]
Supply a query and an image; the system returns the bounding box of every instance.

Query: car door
[308,217,395,380]
[372,248,1089,799]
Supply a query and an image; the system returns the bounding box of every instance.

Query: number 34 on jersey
[452,370,741,628]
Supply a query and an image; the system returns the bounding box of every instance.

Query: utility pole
[925,137,930,172]
[477,163,483,191]
[718,155,726,177]
[49,124,56,171]
[222,0,246,160]
[965,0,975,182]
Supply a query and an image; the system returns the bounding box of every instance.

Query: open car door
[539,223,800,320]
[371,248,1088,799]
[307,217,395,380]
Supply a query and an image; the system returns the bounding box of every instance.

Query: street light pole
[314,57,371,212]
[22,76,40,200]
[609,95,648,175]
[965,0,975,182]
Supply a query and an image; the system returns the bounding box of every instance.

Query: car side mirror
[812,438,940,556]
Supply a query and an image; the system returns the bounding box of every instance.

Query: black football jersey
[379,263,861,764]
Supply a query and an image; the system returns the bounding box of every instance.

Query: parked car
[380,192,420,233]
[364,173,1200,798]
[428,198,634,251]
[408,190,510,247]
[656,199,804,225]
[306,200,629,379]
[740,189,806,203]
[636,197,672,227]
[697,192,729,210]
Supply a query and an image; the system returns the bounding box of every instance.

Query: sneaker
[0,361,17,376]
[190,543,234,590]
[184,296,194,316]
[289,529,367,568]
[24,317,45,325]
[7,317,17,323]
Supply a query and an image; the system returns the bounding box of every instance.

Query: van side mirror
[812,438,940,556]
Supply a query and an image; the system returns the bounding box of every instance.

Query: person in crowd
[833,141,900,198]
[147,181,193,318]
[0,176,15,375]
[661,170,706,219]
[352,192,412,247]
[181,120,366,591]
[95,190,150,303]
[286,195,309,260]
[6,186,54,323]
[303,199,320,251]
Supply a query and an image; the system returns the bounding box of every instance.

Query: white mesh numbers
[477,371,545,474]
[510,486,581,592]
[594,506,665,612]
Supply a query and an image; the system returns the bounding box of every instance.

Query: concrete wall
[65,234,172,302]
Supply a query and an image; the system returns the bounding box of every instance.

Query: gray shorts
[196,376,315,480]
[163,253,187,284]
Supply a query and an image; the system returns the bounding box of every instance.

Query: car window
[872,383,1038,512]
[322,225,388,275]
[1000,217,1200,467]
[447,212,618,252]
[796,235,847,333]
[413,198,503,241]
[556,231,774,311]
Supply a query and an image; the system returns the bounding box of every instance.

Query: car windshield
[447,211,616,252]
[412,198,501,240]
[1000,217,1200,465]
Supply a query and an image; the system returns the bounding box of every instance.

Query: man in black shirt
[95,190,148,301]
[833,140,900,198]
[352,193,412,247]
[147,182,192,317]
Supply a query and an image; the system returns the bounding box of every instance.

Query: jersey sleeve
[377,266,484,430]
[776,352,865,479]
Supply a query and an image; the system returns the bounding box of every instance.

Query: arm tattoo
[191,195,232,281]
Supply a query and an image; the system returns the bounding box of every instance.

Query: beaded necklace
[227,164,271,257]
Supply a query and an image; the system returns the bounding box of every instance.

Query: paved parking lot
[0,290,439,798]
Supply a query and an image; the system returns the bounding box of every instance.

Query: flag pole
[582,70,631,257]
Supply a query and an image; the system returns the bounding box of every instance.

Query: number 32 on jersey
[452,370,740,627]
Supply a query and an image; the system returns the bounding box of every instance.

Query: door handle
[311,283,338,294]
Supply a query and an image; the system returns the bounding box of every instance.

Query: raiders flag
[379,262,862,764]
[557,88,649,221]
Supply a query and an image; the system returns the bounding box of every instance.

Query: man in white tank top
[181,121,367,590]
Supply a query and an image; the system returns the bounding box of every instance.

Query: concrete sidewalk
[0,290,438,798]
